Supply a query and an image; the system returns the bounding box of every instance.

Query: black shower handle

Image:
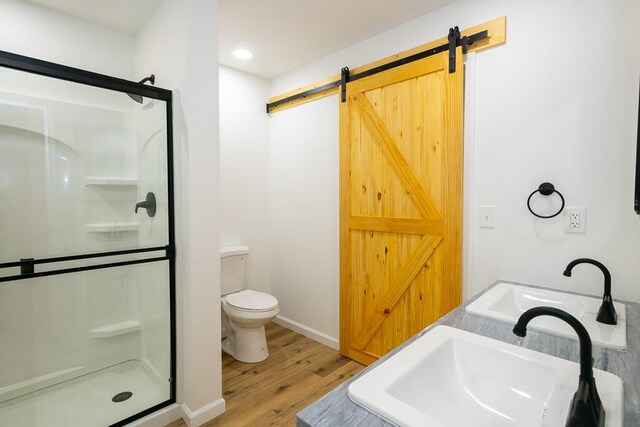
[135,192,157,217]
[134,202,147,213]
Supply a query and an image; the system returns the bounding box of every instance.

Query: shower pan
[0,51,175,426]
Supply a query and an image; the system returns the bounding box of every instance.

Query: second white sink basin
[465,282,627,350]
[348,326,624,427]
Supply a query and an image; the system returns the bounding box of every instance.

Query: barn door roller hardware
[449,26,474,73]
[340,67,350,102]
[448,27,461,72]
[266,27,488,113]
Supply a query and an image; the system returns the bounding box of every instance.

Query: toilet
[220,245,279,363]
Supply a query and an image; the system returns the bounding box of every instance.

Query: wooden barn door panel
[340,49,463,365]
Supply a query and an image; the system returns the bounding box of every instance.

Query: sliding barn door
[339,49,464,365]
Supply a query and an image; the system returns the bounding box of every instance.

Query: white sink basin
[465,282,627,350]
[348,326,623,427]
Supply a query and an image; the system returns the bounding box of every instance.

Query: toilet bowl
[221,290,279,363]
[220,245,279,363]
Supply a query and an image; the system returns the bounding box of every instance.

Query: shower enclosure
[0,51,175,426]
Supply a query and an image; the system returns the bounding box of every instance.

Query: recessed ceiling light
[232,49,253,60]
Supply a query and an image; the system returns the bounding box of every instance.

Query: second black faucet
[563,258,617,325]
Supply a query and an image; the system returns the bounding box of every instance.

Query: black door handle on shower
[135,192,157,217]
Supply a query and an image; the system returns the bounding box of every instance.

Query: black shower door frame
[0,49,177,427]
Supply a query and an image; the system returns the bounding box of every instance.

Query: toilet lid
[226,290,278,311]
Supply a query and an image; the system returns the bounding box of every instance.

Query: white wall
[0,0,135,79]
[136,0,224,425]
[219,67,340,346]
[219,66,271,294]
[269,96,340,345]
[268,0,640,343]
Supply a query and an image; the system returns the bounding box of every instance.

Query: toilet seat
[225,290,278,312]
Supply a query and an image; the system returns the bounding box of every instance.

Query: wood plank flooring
[166,322,364,427]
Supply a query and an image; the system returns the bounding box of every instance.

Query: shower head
[127,93,144,104]
[139,75,155,85]
[127,74,155,104]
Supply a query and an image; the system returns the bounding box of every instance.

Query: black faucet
[563,258,617,325]
[513,307,605,427]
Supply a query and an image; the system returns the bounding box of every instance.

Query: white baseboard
[128,403,183,427]
[181,398,226,426]
[273,315,339,350]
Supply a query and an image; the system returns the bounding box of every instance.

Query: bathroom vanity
[296,281,640,427]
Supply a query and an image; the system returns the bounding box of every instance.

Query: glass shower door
[0,51,175,427]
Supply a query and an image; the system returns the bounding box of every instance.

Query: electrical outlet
[570,213,580,228]
[566,207,586,233]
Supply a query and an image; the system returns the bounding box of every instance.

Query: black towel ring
[527,182,565,219]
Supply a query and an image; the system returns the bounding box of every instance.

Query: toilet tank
[221,245,249,295]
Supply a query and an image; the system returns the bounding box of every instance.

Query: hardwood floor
[166,322,364,427]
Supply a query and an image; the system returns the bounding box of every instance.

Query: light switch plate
[479,205,495,228]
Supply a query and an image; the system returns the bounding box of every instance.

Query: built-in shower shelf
[84,177,138,186]
[88,320,140,338]
[86,223,139,232]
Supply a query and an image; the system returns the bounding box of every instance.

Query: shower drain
[112,391,133,403]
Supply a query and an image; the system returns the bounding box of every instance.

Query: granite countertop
[296,280,640,427]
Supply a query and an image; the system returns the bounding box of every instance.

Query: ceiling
[219,0,458,78]
[26,0,457,79]
[25,0,162,35]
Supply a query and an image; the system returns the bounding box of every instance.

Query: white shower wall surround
[0,70,171,417]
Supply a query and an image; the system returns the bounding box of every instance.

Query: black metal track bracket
[461,35,470,54]
[448,26,461,73]
[340,67,350,103]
